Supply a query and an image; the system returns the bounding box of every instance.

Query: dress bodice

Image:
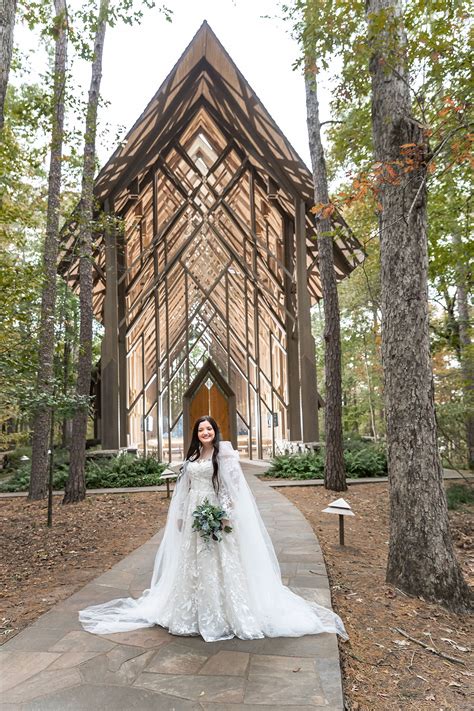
[187,458,215,493]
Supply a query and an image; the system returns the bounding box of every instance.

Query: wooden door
[210,384,230,440]
[189,382,230,441]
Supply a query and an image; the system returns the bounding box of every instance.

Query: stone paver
[0,462,346,709]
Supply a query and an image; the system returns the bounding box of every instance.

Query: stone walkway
[1,463,345,710]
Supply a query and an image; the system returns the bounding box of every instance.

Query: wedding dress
[79,441,348,642]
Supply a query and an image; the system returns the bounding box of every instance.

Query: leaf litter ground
[276,481,473,711]
[0,493,170,643]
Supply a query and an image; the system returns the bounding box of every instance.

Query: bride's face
[197,420,215,446]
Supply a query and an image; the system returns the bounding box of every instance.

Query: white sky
[96,0,334,169]
[96,0,336,168]
[15,0,338,171]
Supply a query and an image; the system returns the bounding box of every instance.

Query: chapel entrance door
[184,359,237,451]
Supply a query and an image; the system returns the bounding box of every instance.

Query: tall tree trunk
[453,230,474,468]
[63,0,108,504]
[61,296,73,448]
[0,0,16,129]
[366,0,472,611]
[305,66,346,492]
[362,333,377,440]
[29,0,68,500]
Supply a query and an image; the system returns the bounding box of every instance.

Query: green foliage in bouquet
[192,497,233,548]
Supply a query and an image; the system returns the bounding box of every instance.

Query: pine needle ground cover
[279,481,473,711]
[0,493,170,642]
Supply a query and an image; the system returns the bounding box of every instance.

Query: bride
[79,416,348,643]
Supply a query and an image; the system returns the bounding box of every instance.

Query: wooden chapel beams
[294,197,319,442]
[101,198,120,449]
[100,121,320,457]
[249,168,263,459]
[283,214,302,441]
[117,208,128,448]
[152,167,163,461]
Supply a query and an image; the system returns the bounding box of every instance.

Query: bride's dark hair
[185,416,221,495]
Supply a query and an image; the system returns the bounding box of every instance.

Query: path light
[322,498,354,546]
[19,455,29,462]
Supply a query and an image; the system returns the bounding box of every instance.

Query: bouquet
[192,497,233,547]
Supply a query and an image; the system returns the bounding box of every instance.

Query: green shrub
[267,452,325,479]
[85,453,166,488]
[343,446,387,477]
[446,483,474,510]
[266,442,387,479]
[0,452,166,492]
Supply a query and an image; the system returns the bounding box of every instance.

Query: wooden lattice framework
[58,22,363,461]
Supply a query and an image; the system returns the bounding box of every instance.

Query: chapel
[58,22,362,460]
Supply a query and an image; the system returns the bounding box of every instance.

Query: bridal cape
[79,441,348,642]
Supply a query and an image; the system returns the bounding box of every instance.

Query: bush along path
[0,452,166,493]
[266,441,388,481]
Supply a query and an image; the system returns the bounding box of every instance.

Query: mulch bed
[276,481,473,711]
[0,493,170,644]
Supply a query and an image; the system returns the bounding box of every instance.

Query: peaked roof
[94,21,315,205]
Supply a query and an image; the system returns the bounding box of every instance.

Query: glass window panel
[144,322,156,385]
[145,374,157,414]
[260,373,272,410]
[230,363,247,421]
[128,398,143,451]
[236,414,249,457]
[145,404,158,456]
[127,339,143,408]
[208,336,227,379]
[170,414,184,460]
[170,364,186,426]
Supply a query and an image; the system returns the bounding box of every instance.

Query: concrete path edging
[0,462,345,710]
[0,466,469,499]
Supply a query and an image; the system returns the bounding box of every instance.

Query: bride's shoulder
[218,441,239,457]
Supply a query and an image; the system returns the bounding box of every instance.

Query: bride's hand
[221,518,230,528]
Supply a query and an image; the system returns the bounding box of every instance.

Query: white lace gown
[79,445,348,643]
[158,458,263,641]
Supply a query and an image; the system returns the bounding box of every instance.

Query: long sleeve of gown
[175,462,190,519]
[218,483,233,518]
[217,442,242,518]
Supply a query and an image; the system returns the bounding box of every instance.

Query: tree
[366,0,471,611]
[0,0,17,128]
[63,0,109,504]
[29,0,69,500]
[455,226,474,469]
[305,62,347,491]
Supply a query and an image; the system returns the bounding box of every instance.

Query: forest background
[0,0,472,470]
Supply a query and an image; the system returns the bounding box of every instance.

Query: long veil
[78,454,192,635]
[79,442,348,640]
[213,442,348,640]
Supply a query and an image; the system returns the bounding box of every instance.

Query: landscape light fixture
[322,498,354,546]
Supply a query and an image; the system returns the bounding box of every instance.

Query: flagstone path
[1,462,346,710]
